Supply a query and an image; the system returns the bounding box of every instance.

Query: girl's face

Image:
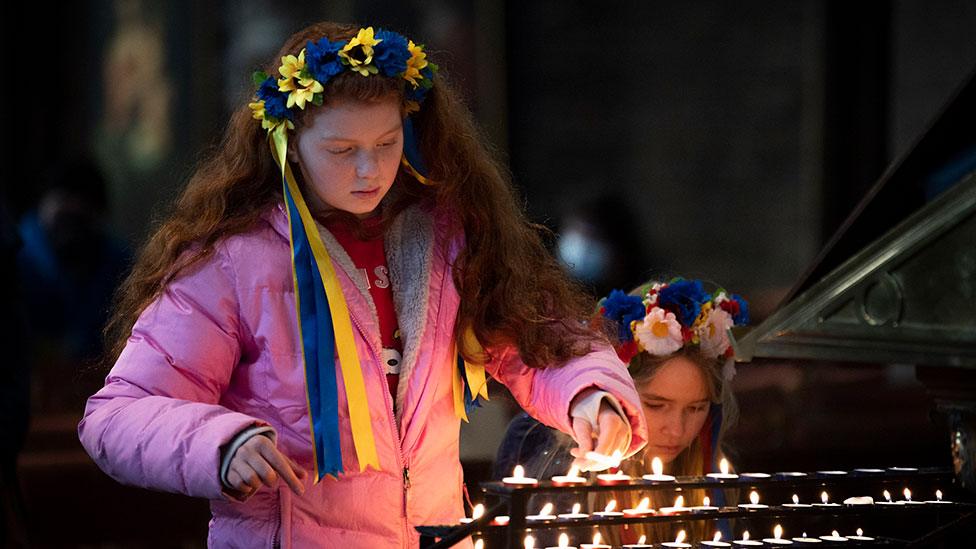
[289,98,403,218]
[638,355,711,464]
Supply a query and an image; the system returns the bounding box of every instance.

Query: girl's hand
[226,435,307,496]
[568,398,631,471]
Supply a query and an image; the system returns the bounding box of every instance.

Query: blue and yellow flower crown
[248,26,438,133]
[599,278,749,366]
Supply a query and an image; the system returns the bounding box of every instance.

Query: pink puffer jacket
[79,203,647,548]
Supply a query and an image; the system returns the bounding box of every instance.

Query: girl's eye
[643,402,665,410]
[690,405,708,413]
[377,140,398,148]
[328,147,352,155]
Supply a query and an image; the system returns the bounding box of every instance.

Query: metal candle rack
[417,467,975,548]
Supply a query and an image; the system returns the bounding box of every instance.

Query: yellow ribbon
[271,125,380,472]
[454,328,489,422]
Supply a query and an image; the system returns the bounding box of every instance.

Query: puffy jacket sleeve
[484,342,648,457]
[78,243,266,499]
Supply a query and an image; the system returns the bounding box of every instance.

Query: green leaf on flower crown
[252,70,269,87]
[312,93,324,106]
[299,67,312,80]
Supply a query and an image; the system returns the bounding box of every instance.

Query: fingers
[227,436,307,496]
[258,440,307,495]
[593,409,630,457]
[570,417,600,471]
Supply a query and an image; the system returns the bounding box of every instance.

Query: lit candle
[692,495,719,512]
[622,496,655,516]
[738,490,768,510]
[900,487,925,505]
[776,471,808,478]
[557,502,589,520]
[474,539,484,549]
[877,489,900,506]
[707,458,739,480]
[812,491,840,508]
[702,531,732,548]
[845,528,874,542]
[661,529,692,549]
[585,450,623,469]
[544,532,576,549]
[592,499,623,519]
[783,494,811,509]
[762,525,793,545]
[733,530,763,546]
[642,456,676,482]
[504,465,538,486]
[524,535,536,549]
[527,502,557,521]
[492,515,510,526]
[792,532,822,544]
[925,489,952,504]
[552,465,587,486]
[816,470,847,476]
[596,469,632,484]
[460,503,485,524]
[660,495,688,514]
[580,532,611,549]
[622,534,654,548]
[740,472,772,479]
[818,530,848,543]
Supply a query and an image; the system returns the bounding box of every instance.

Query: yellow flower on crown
[339,27,381,76]
[277,50,323,109]
[403,40,429,86]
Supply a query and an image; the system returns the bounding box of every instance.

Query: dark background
[2,0,975,546]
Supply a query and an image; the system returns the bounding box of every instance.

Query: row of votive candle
[471,527,878,549]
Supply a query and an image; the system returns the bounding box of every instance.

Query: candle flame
[539,503,553,516]
[936,489,943,501]
[472,503,485,519]
[720,458,730,475]
[713,532,722,542]
[567,465,580,478]
[637,496,651,511]
[883,489,892,502]
[474,540,484,549]
[903,487,912,501]
[513,465,525,479]
[572,503,581,514]
[604,500,617,513]
[857,528,863,536]
[743,531,751,541]
[832,530,840,538]
[652,456,664,476]
[593,533,603,544]
[675,530,687,544]
[674,495,685,508]
[703,496,711,507]
[774,525,783,540]
[792,494,799,504]
[749,490,759,505]
[558,533,569,548]
[821,491,829,504]
[523,534,535,549]
[638,535,647,544]
[803,533,808,538]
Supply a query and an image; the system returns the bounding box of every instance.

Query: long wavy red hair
[104,21,604,369]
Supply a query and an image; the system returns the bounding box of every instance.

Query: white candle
[544,532,576,549]
[552,464,587,486]
[661,530,692,548]
[818,530,848,543]
[580,532,611,549]
[622,496,655,516]
[763,525,793,545]
[621,534,653,548]
[734,531,764,546]
[474,539,484,549]
[592,499,624,519]
[776,472,807,478]
[557,502,589,520]
[584,450,623,469]
[792,533,822,544]
[812,491,840,508]
[816,470,847,476]
[504,465,538,485]
[852,468,884,474]
[845,528,874,542]
[526,502,557,521]
[707,458,739,480]
[877,489,900,506]
[741,472,771,479]
[642,456,676,482]
[702,531,732,548]
[596,470,632,484]
[692,495,719,512]
[738,490,768,510]
[900,487,925,505]
[925,489,952,504]
[492,515,510,526]
[783,494,811,509]
[524,535,536,549]
[888,466,917,472]
[842,496,874,506]
[460,503,485,524]
[660,495,689,514]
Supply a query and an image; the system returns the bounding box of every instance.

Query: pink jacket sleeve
[485,342,648,456]
[78,244,265,499]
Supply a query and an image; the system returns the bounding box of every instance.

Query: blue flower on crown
[305,38,345,83]
[657,279,710,327]
[406,64,436,103]
[601,289,646,342]
[256,76,293,121]
[730,294,749,325]
[372,29,410,77]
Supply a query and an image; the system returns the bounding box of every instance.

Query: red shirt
[327,218,402,398]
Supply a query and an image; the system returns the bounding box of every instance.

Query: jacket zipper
[271,491,281,548]
[346,311,412,546]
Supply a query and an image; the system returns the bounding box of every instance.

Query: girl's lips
[352,188,379,197]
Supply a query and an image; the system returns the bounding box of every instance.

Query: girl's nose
[356,151,380,179]
[661,411,684,437]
